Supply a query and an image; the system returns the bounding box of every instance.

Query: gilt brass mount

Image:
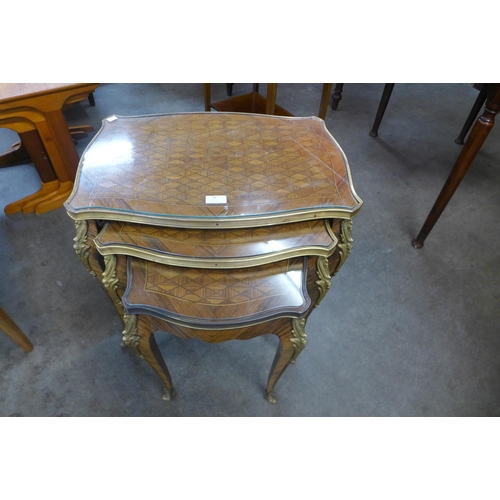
[73,220,96,277]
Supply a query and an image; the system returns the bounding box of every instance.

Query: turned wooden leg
[0,307,33,352]
[266,318,307,403]
[266,84,278,115]
[135,316,175,400]
[331,83,344,110]
[318,83,333,120]
[455,84,487,145]
[369,83,395,137]
[412,83,500,248]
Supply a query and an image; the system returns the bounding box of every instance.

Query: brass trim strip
[95,238,338,270]
[67,208,360,229]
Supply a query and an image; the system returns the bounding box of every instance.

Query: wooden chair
[0,307,33,351]
[368,84,488,141]
[330,83,345,110]
[204,83,333,120]
[330,82,396,137]
[331,83,487,143]
[454,84,487,144]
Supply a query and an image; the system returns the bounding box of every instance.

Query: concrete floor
[1,83,499,417]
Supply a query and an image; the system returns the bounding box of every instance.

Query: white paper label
[205,195,227,204]
[106,115,118,122]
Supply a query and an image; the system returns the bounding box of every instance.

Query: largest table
[65,112,363,403]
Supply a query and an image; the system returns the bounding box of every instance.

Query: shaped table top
[65,112,362,228]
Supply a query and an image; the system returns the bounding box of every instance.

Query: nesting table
[64,112,362,403]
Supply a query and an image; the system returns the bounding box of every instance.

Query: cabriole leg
[135,316,175,401]
[266,318,307,403]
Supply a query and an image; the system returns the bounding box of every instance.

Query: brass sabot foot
[266,391,277,404]
[162,388,175,401]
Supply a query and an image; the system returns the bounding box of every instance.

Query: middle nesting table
[94,219,339,402]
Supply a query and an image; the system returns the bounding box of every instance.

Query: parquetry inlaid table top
[123,256,310,328]
[65,112,362,227]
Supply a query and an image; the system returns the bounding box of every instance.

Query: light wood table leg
[35,110,79,184]
[318,83,333,120]
[5,179,60,215]
[265,84,278,115]
[32,181,74,214]
[0,307,33,352]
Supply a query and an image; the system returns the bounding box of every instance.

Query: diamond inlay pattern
[123,257,309,326]
[96,219,335,262]
[66,113,361,226]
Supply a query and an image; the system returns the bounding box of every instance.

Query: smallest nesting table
[123,255,310,402]
[65,112,362,402]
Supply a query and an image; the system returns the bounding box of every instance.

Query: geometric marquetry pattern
[145,262,286,305]
[124,257,308,324]
[97,219,335,260]
[67,113,359,221]
[144,259,302,305]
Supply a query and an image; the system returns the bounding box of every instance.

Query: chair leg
[88,92,96,107]
[412,84,500,248]
[0,307,33,352]
[226,84,234,96]
[369,83,395,137]
[455,84,487,145]
[331,83,344,110]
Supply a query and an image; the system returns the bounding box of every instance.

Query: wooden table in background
[204,83,332,120]
[0,83,98,215]
[65,112,362,403]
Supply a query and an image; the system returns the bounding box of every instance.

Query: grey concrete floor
[1,83,499,416]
